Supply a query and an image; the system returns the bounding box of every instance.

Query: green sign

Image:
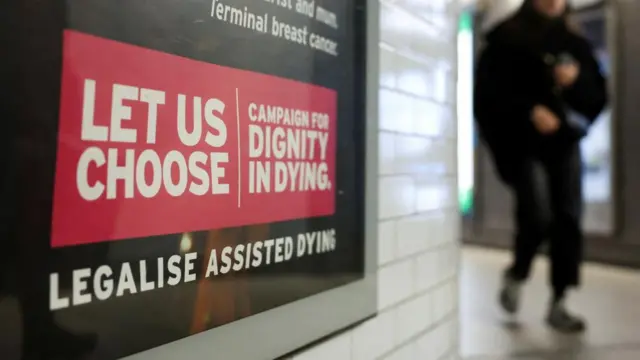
[457,10,475,216]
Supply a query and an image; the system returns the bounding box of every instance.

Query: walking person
[473,0,607,333]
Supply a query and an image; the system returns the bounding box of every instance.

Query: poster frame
[120,0,379,359]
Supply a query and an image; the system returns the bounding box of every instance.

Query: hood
[482,0,570,52]
[481,0,588,34]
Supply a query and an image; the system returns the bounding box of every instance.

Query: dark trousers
[506,144,584,297]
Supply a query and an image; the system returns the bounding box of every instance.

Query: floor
[460,246,640,360]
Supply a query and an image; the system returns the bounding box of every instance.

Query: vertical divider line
[236,88,241,208]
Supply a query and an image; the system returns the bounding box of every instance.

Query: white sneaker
[499,274,522,314]
[546,299,586,333]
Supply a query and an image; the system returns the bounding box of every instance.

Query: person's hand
[554,62,580,88]
[531,105,560,134]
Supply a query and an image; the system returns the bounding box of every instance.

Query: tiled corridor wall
[292,0,461,359]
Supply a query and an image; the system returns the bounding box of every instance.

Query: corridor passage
[460,247,640,360]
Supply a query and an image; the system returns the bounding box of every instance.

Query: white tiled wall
[291,0,462,359]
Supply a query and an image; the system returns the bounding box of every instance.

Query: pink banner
[51,30,337,247]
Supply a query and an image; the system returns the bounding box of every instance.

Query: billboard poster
[0,0,368,359]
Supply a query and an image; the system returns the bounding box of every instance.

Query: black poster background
[0,0,366,359]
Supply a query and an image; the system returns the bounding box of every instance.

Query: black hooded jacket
[473,6,607,173]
